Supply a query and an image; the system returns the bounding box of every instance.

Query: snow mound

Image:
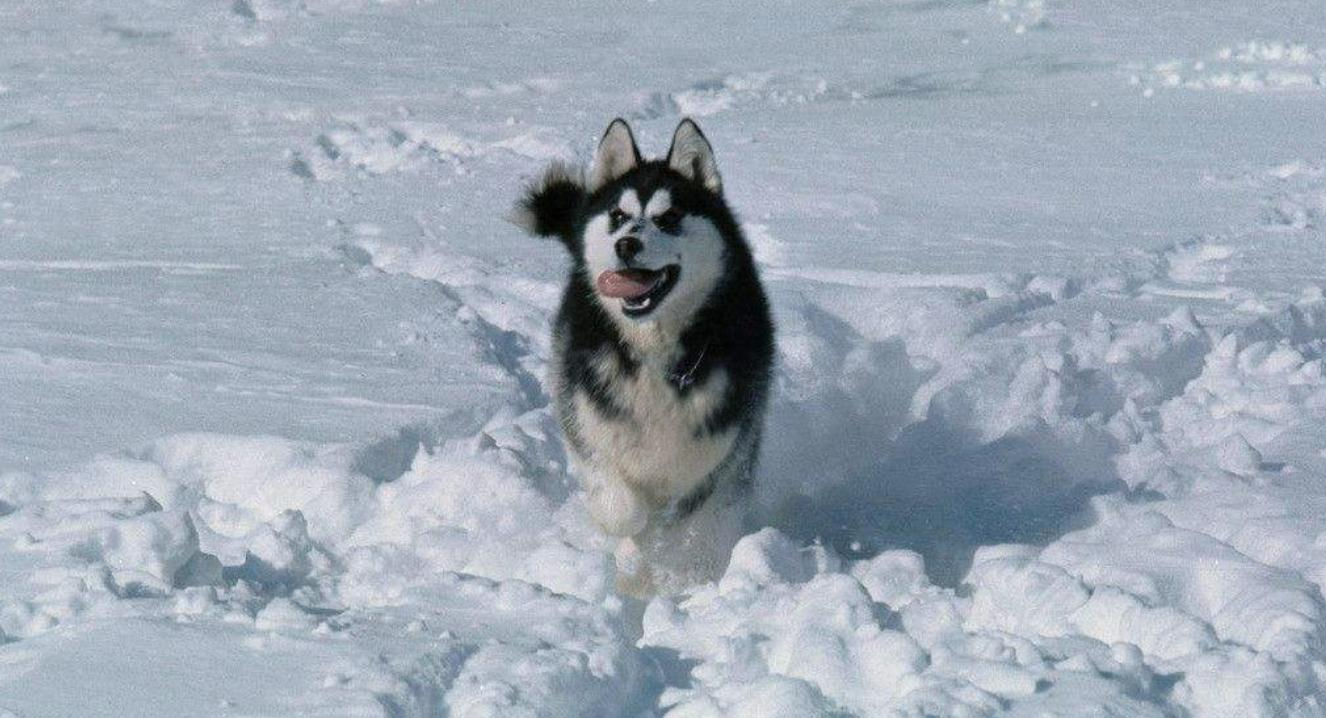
[1128,41,1326,95]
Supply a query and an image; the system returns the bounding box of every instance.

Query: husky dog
[513,118,775,595]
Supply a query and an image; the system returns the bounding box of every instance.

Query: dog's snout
[615,236,643,262]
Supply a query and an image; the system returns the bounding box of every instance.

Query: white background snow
[3,0,1326,715]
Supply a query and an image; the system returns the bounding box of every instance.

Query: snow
[3,0,1326,715]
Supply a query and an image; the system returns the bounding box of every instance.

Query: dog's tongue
[596,269,660,299]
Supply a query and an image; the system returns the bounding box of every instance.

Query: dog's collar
[668,341,710,390]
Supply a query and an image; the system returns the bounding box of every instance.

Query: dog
[513,118,775,595]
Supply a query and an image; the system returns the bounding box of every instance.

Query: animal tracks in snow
[289,120,572,181]
[1260,161,1326,232]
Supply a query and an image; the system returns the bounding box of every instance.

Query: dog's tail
[508,161,586,249]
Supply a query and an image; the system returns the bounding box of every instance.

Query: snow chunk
[720,528,821,592]
[1215,433,1263,476]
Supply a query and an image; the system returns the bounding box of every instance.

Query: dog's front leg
[584,472,657,596]
[584,470,648,538]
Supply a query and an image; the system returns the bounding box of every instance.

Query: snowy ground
[4,0,1326,715]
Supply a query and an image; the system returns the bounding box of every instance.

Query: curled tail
[509,161,586,251]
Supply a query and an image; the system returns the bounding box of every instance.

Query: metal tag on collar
[669,342,709,390]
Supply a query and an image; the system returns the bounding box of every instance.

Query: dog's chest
[574,354,735,500]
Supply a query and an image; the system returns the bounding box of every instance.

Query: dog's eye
[654,209,683,233]
[608,208,629,229]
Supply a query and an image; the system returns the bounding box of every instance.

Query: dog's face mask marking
[581,120,727,332]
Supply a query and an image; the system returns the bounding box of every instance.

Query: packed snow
[3,0,1326,715]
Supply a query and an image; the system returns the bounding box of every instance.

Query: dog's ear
[588,118,641,192]
[510,161,586,248]
[666,118,722,194]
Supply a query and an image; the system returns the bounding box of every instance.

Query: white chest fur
[571,349,736,505]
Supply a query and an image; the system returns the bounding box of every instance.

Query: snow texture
[3,0,1326,715]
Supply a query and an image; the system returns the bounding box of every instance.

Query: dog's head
[515,118,740,337]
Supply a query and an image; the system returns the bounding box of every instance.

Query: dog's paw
[587,480,648,537]
[612,537,656,597]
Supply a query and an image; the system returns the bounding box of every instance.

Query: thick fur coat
[514,118,774,595]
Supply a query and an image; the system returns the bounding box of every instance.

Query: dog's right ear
[510,160,586,248]
[667,118,722,193]
[588,118,641,193]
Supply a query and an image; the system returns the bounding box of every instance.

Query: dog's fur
[513,118,775,595]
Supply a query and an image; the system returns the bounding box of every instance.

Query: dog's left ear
[666,119,722,194]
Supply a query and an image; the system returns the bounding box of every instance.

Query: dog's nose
[615,236,643,262]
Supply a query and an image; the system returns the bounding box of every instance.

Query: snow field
[8,239,1326,714]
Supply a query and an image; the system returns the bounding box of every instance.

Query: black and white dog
[514,118,775,595]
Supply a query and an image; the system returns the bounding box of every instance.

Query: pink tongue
[596,269,660,299]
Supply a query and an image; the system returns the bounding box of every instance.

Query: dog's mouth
[596,265,680,317]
